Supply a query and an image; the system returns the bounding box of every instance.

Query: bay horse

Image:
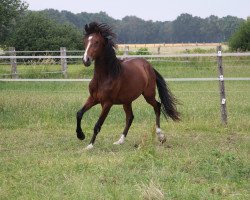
[76,22,180,149]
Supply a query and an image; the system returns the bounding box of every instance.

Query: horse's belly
[116,78,147,104]
[115,92,142,104]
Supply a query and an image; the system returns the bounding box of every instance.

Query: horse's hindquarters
[116,58,156,103]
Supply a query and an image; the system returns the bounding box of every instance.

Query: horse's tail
[154,68,180,121]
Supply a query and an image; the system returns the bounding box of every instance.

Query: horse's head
[82,22,117,67]
[83,33,105,67]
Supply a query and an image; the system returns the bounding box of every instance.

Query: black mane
[84,22,121,77]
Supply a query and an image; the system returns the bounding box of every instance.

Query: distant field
[117,43,229,54]
[0,59,249,199]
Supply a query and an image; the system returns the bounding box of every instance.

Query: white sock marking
[156,127,165,142]
[113,135,125,145]
[156,127,162,134]
[85,143,94,150]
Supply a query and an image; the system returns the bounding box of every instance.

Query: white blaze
[83,36,93,62]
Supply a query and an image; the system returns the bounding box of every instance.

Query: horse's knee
[76,110,83,120]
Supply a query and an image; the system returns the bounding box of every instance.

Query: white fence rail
[1,77,250,82]
[1,53,250,59]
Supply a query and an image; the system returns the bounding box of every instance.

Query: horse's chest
[89,79,118,101]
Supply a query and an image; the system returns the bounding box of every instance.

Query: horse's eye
[92,41,99,48]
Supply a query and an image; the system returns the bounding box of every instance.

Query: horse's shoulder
[89,78,98,93]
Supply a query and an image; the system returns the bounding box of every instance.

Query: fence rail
[1,46,250,125]
[1,53,250,59]
[1,77,250,82]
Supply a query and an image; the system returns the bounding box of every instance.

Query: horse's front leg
[76,96,97,140]
[86,102,112,149]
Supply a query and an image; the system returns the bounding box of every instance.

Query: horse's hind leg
[143,95,166,143]
[114,103,134,145]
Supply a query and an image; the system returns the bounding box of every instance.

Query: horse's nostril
[83,56,91,67]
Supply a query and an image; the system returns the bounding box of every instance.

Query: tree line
[39,9,244,44]
[0,0,248,51]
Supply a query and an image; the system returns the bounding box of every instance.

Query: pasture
[117,43,229,54]
[0,58,250,199]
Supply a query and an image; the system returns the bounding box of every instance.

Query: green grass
[0,59,250,199]
[1,56,249,79]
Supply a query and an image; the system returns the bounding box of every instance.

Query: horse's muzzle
[83,57,92,67]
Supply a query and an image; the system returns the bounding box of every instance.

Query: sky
[25,0,249,21]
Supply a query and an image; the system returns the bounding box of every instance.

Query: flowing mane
[84,22,121,77]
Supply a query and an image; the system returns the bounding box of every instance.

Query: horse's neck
[93,54,121,81]
[93,60,110,81]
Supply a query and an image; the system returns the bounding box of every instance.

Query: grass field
[0,59,250,199]
[117,43,229,54]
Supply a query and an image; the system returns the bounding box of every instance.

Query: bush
[5,12,83,51]
[136,47,150,55]
[229,20,250,52]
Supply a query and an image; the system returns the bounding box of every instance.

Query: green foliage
[0,0,28,44]
[5,12,83,50]
[0,2,246,49]
[171,14,244,43]
[39,10,244,43]
[183,48,216,54]
[229,20,250,51]
[136,47,150,55]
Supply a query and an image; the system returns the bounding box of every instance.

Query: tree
[34,9,245,44]
[172,14,203,43]
[0,0,28,44]
[229,19,250,51]
[6,12,83,50]
[220,16,244,41]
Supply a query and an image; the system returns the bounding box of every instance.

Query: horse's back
[121,57,155,80]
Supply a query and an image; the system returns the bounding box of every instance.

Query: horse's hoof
[113,141,123,145]
[160,137,166,144]
[76,130,85,140]
[113,135,125,145]
[85,143,94,150]
[158,133,166,144]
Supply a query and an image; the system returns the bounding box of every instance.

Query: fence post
[217,45,227,125]
[157,46,161,55]
[60,47,67,78]
[124,46,129,57]
[9,47,18,79]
